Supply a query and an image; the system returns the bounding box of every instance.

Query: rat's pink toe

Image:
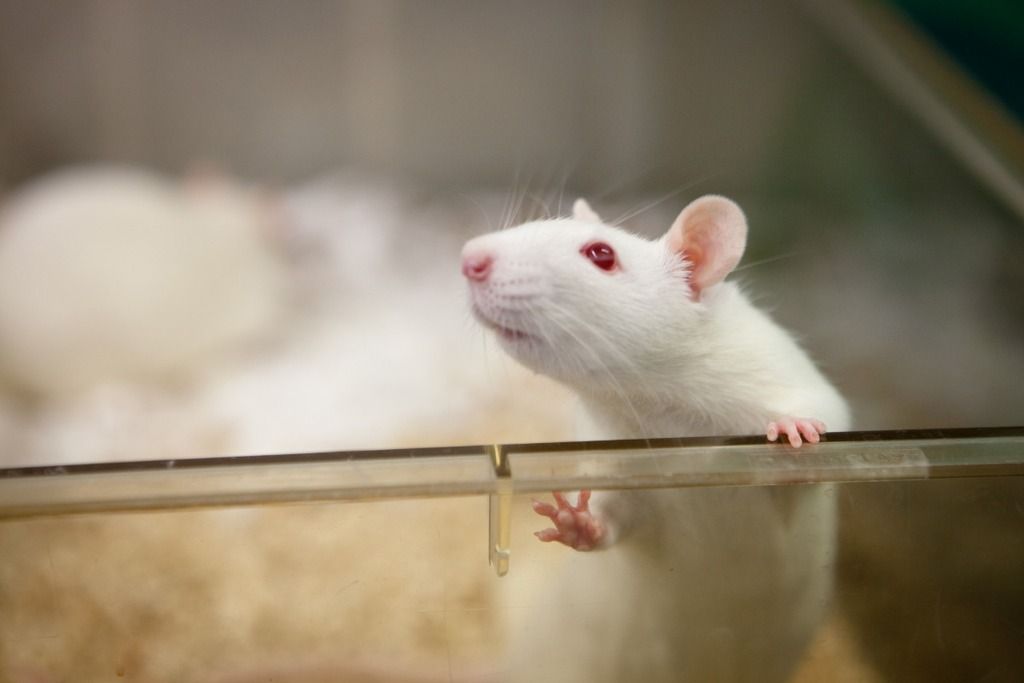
[532,490,604,551]
[768,416,827,449]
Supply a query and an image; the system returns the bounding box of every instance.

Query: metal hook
[488,444,513,576]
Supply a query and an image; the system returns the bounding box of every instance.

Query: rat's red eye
[581,241,617,271]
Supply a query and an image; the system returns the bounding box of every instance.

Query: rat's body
[462,197,849,682]
[573,279,845,441]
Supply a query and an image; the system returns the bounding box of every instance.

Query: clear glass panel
[3,428,1023,517]
[1,431,1022,682]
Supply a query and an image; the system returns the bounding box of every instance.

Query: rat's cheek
[468,285,500,312]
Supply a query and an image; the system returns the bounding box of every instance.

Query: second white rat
[462,196,850,682]
[0,165,286,398]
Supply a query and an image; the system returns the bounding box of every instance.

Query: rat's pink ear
[573,198,601,223]
[664,195,747,298]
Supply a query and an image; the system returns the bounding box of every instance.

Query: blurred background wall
[0,0,833,190]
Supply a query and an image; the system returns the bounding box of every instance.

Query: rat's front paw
[531,491,606,551]
[766,417,827,448]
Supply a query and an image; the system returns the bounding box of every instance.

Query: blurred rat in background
[0,165,287,399]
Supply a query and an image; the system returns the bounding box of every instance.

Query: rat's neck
[570,285,793,439]
[575,378,771,440]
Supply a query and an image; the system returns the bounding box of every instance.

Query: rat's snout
[461,252,493,282]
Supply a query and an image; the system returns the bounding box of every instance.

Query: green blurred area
[889,0,1024,119]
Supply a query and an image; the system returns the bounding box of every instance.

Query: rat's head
[461,195,747,390]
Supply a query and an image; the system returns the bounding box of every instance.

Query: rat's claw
[531,499,559,520]
[766,417,827,449]
[532,490,604,551]
[535,528,562,543]
[551,491,572,510]
[786,422,803,448]
[797,420,821,444]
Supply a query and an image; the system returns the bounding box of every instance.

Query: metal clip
[488,444,513,577]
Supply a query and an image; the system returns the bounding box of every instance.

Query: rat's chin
[471,306,539,345]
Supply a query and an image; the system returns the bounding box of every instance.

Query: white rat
[0,165,286,398]
[462,196,850,682]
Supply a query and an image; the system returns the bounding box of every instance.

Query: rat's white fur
[463,204,848,440]
[464,197,849,682]
[0,166,287,397]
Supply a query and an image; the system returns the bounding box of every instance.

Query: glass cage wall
[1,1,1023,682]
[2,430,1023,682]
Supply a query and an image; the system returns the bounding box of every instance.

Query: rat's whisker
[731,251,806,274]
[458,192,497,234]
[610,188,686,227]
[544,305,651,442]
[554,164,577,219]
[524,192,552,222]
[609,174,720,227]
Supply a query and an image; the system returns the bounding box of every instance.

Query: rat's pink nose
[462,253,493,282]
